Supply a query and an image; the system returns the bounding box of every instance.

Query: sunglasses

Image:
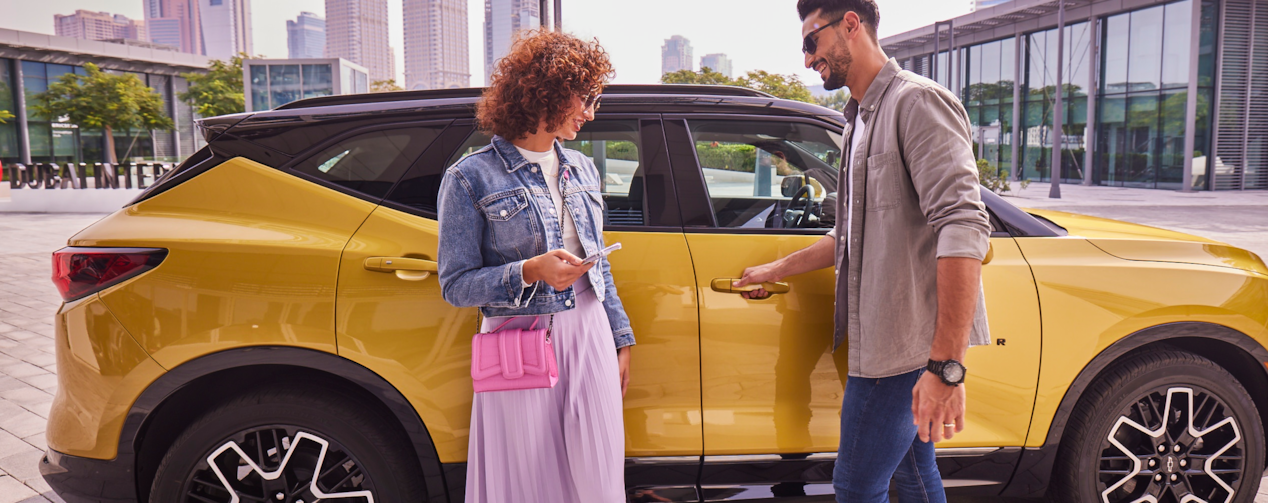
[802,17,844,55]
[582,90,602,111]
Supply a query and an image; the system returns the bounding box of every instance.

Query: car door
[333,118,704,502]
[663,115,1042,498]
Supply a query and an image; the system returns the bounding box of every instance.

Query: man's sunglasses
[802,17,844,55]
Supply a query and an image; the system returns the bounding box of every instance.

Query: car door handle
[364,257,438,281]
[711,278,791,294]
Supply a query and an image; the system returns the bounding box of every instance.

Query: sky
[0,0,972,88]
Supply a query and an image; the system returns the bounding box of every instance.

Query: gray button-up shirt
[826,58,992,378]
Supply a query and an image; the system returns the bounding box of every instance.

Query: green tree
[814,89,850,111]
[661,66,734,86]
[180,54,249,117]
[661,68,813,103]
[735,70,813,102]
[371,79,404,93]
[32,62,174,164]
[0,110,12,124]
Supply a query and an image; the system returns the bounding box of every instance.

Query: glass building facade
[0,49,206,167]
[244,58,368,112]
[892,0,1224,190]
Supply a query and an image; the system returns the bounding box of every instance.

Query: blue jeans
[833,368,946,503]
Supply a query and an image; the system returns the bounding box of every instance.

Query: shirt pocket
[864,151,902,211]
[481,188,529,221]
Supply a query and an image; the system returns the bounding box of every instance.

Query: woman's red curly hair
[478,30,615,140]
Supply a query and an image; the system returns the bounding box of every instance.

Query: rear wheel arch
[1002,322,1268,497]
[126,347,449,503]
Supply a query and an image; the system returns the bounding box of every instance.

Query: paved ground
[0,185,1266,502]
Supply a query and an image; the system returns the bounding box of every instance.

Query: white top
[517,146,585,288]
[846,112,865,256]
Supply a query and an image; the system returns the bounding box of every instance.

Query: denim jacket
[437,135,635,349]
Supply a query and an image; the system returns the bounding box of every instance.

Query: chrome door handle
[364,257,438,281]
[711,278,791,294]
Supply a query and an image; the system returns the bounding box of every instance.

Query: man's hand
[912,371,965,443]
[733,262,783,300]
[523,250,594,291]
[617,346,631,397]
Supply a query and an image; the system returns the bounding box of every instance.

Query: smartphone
[581,243,622,265]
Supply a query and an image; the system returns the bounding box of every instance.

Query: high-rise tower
[144,0,203,55]
[199,0,252,59]
[288,12,326,59]
[404,0,469,90]
[662,35,692,75]
[483,0,540,85]
[325,0,396,84]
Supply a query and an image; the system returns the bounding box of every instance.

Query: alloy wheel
[1097,387,1244,503]
[182,425,376,503]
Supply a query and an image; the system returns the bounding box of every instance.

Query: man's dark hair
[797,0,881,39]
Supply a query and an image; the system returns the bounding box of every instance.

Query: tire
[149,384,427,503]
[1054,347,1265,503]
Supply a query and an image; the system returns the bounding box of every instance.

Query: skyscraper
[326,0,397,84]
[662,35,692,75]
[288,12,326,59]
[700,53,732,78]
[144,0,203,55]
[483,0,540,85]
[404,0,469,90]
[199,0,252,59]
[55,10,147,42]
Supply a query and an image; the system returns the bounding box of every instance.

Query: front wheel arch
[128,347,449,503]
[1002,322,1268,498]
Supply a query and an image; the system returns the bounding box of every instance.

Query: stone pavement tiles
[0,213,105,502]
[4,210,1268,502]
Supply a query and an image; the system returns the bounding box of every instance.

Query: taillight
[51,247,168,302]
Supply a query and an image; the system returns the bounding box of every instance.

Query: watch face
[944,362,965,383]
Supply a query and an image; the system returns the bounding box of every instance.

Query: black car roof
[197,85,845,138]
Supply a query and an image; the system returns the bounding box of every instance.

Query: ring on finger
[943,423,956,428]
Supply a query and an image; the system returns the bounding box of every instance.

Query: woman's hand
[617,346,631,397]
[523,249,594,291]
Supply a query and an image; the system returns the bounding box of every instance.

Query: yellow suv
[40,86,1268,503]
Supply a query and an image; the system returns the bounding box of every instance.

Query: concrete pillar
[1012,34,1023,182]
[1181,0,1204,192]
[1049,1,1066,199]
[13,61,31,165]
[1084,15,1098,186]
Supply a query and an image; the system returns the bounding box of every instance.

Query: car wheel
[1055,348,1265,503]
[149,385,426,503]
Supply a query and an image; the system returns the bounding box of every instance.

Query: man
[733,1,992,501]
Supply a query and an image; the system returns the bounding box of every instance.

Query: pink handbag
[471,316,558,393]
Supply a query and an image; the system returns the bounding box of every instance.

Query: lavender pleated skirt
[465,281,626,503]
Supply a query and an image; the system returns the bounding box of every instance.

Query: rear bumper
[40,448,136,503]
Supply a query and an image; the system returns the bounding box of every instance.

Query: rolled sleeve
[936,224,990,260]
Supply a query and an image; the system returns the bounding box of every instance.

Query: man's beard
[822,45,852,91]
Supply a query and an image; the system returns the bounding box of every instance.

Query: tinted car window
[438,121,650,226]
[688,120,842,230]
[291,126,442,198]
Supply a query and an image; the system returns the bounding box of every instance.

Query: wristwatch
[927,359,967,386]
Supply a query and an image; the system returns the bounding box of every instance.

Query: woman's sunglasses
[802,17,844,55]
[582,91,602,111]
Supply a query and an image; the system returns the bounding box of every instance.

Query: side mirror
[781,176,803,197]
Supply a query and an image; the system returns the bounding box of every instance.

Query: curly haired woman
[435,30,632,503]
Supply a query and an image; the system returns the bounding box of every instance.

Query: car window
[290,126,442,198]
[441,120,649,227]
[561,120,645,226]
[688,120,842,230]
